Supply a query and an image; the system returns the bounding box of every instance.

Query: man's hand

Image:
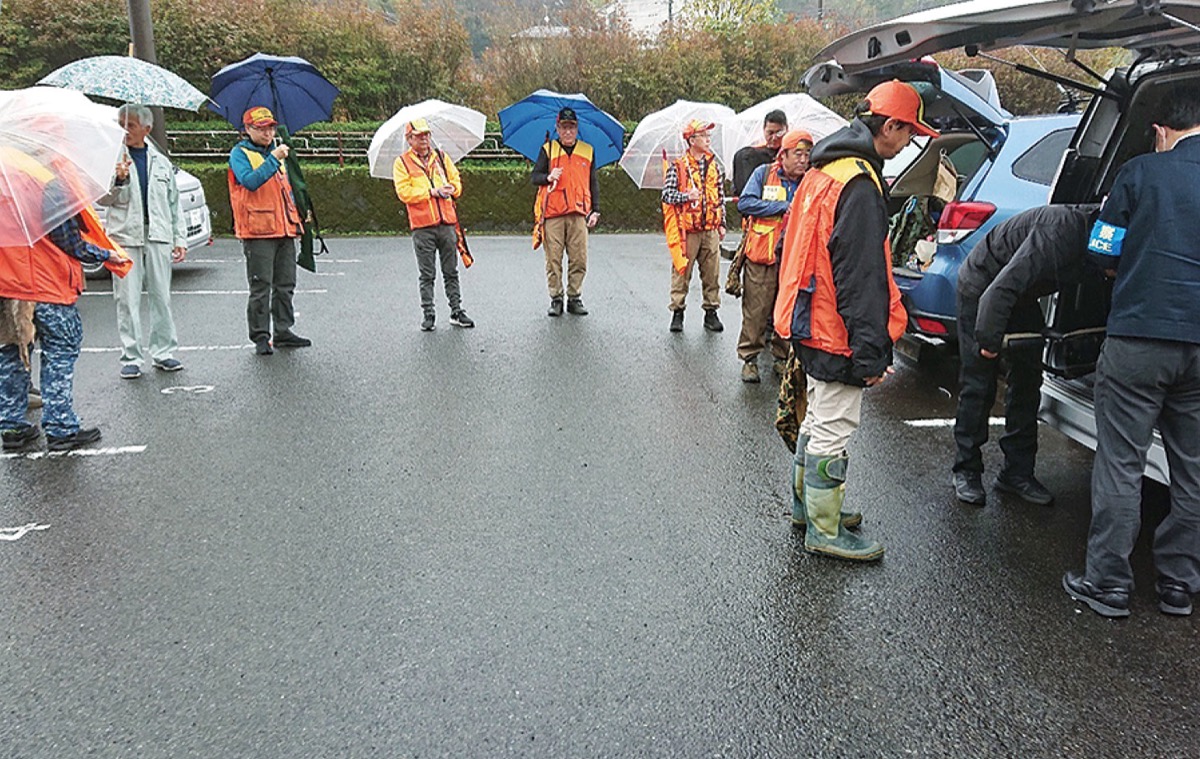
[864,366,895,387]
[114,157,131,183]
[980,348,998,359]
[172,246,187,263]
[686,187,701,202]
[548,167,563,183]
[718,225,726,241]
[271,144,290,161]
[586,211,599,229]
[434,184,455,199]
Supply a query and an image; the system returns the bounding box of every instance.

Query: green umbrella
[277,125,328,272]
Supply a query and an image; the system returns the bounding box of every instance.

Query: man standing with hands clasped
[532,107,599,317]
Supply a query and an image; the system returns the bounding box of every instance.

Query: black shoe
[2,424,41,451]
[703,309,724,332]
[669,310,684,333]
[254,338,273,355]
[46,427,102,452]
[995,473,1054,505]
[421,313,435,331]
[1158,578,1194,616]
[273,332,312,348]
[450,309,475,328]
[548,298,563,317]
[567,298,588,315]
[1062,571,1131,618]
[951,471,986,505]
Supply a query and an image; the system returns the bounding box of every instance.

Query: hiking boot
[952,471,986,505]
[802,452,882,561]
[120,364,141,379]
[703,309,724,332]
[153,358,183,372]
[2,424,40,451]
[421,313,435,331]
[273,332,312,348]
[567,298,588,315]
[995,472,1054,505]
[669,310,684,332]
[254,338,273,355]
[1062,571,1131,618]
[741,360,760,383]
[548,298,563,317]
[450,309,475,328]
[46,427,102,452]
[1158,578,1193,616]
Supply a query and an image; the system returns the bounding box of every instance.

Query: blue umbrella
[498,90,624,168]
[208,53,339,134]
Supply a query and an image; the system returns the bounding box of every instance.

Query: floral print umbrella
[38,56,208,111]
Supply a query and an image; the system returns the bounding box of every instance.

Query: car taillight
[914,317,949,335]
[936,201,996,245]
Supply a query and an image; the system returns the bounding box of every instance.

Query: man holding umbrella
[228,106,311,355]
[531,107,600,317]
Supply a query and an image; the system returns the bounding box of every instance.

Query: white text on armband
[1087,221,1126,258]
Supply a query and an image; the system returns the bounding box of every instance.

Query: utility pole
[126,0,169,152]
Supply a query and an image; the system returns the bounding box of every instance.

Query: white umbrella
[38,55,209,111]
[0,87,125,247]
[725,93,848,167]
[368,99,486,179]
[619,100,736,189]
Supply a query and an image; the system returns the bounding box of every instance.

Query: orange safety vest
[674,152,723,233]
[395,149,459,229]
[774,157,906,353]
[227,145,303,239]
[743,162,789,266]
[539,140,594,219]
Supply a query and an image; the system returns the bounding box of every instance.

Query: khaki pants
[669,229,720,311]
[544,214,588,298]
[799,376,863,456]
[737,259,788,362]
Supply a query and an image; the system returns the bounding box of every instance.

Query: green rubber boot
[792,436,862,530]
[803,452,883,562]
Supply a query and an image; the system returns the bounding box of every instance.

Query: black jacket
[731,144,776,197]
[798,119,895,386]
[958,203,1100,353]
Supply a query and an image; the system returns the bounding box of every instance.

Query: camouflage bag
[774,346,807,453]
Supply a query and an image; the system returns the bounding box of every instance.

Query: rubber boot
[803,452,883,561]
[792,436,862,530]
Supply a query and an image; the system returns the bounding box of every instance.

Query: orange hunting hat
[405,118,432,136]
[778,129,814,154]
[242,106,277,128]
[862,80,939,138]
[682,119,715,140]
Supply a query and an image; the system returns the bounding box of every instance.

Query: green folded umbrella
[278,125,328,272]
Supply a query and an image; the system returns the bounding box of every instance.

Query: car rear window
[945,141,989,187]
[1011,128,1074,186]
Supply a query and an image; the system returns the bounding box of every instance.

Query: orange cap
[242,106,277,128]
[682,119,715,140]
[778,129,814,154]
[405,118,432,137]
[863,80,939,138]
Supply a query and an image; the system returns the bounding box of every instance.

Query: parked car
[806,59,1079,346]
[86,166,212,277]
[810,0,1200,483]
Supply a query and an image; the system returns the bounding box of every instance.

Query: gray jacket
[97,142,187,248]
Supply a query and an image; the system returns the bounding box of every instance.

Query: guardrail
[167,130,524,163]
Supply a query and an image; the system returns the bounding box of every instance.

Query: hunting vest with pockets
[396,149,458,229]
[743,162,788,266]
[674,153,723,233]
[227,146,303,239]
[541,140,593,219]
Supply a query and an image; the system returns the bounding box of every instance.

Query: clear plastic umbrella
[38,55,209,111]
[367,99,487,179]
[0,87,125,247]
[724,93,847,167]
[619,100,736,189]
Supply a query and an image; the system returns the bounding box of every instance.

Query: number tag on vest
[762,185,787,202]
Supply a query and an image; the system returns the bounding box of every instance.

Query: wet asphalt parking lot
[1,234,1196,758]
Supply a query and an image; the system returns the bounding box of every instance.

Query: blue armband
[1087,220,1125,261]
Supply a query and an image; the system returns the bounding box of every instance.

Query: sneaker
[1062,571,1131,618]
[1158,578,1193,616]
[421,313,435,331]
[153,358,183,372]
[567,298,589,315]
[995,473,1054,505]
[46,426,102,452]
[547,298,563,317]
[450,310,475,328]
[273,332,312,348]
[703,309,724,332]
[952,471,986,505]
[669,310,684,333]
[254,338,273,355]
[1,424,41,451]
[741,360,760,383]
[120,364,142,380]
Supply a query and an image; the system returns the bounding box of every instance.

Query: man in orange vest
[775,80,937,561]
[734,129,812,384]
[228,106,311,355]
[393,119,474,332]
[1,164,129,452]
[532,107,600,317]
[662,119,727,333]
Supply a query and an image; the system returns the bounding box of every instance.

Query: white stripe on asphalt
[82,289,328,296]
[2,445,147,460]
[181,258,362,264]
[905,417,1006,428]
[81,344,254,353]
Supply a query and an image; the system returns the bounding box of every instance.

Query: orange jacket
[393,148,461,229]
[774,156,906,356]
[742,164,787,265]
[539,140,594,219]
[673,152,724,232]
[227,143,303,239]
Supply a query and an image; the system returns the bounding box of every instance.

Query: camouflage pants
[0,302,82,437]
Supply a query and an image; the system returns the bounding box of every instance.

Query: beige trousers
[737,259,789,362]
[799,376,863,456]
[544,214,588,299]
[669,229,721,311]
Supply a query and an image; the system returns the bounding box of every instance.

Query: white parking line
[182,258,362,264]
[82,344,253,354]
[82,289,328,296]
[905,417,1005,428]
[1,445,147,460]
